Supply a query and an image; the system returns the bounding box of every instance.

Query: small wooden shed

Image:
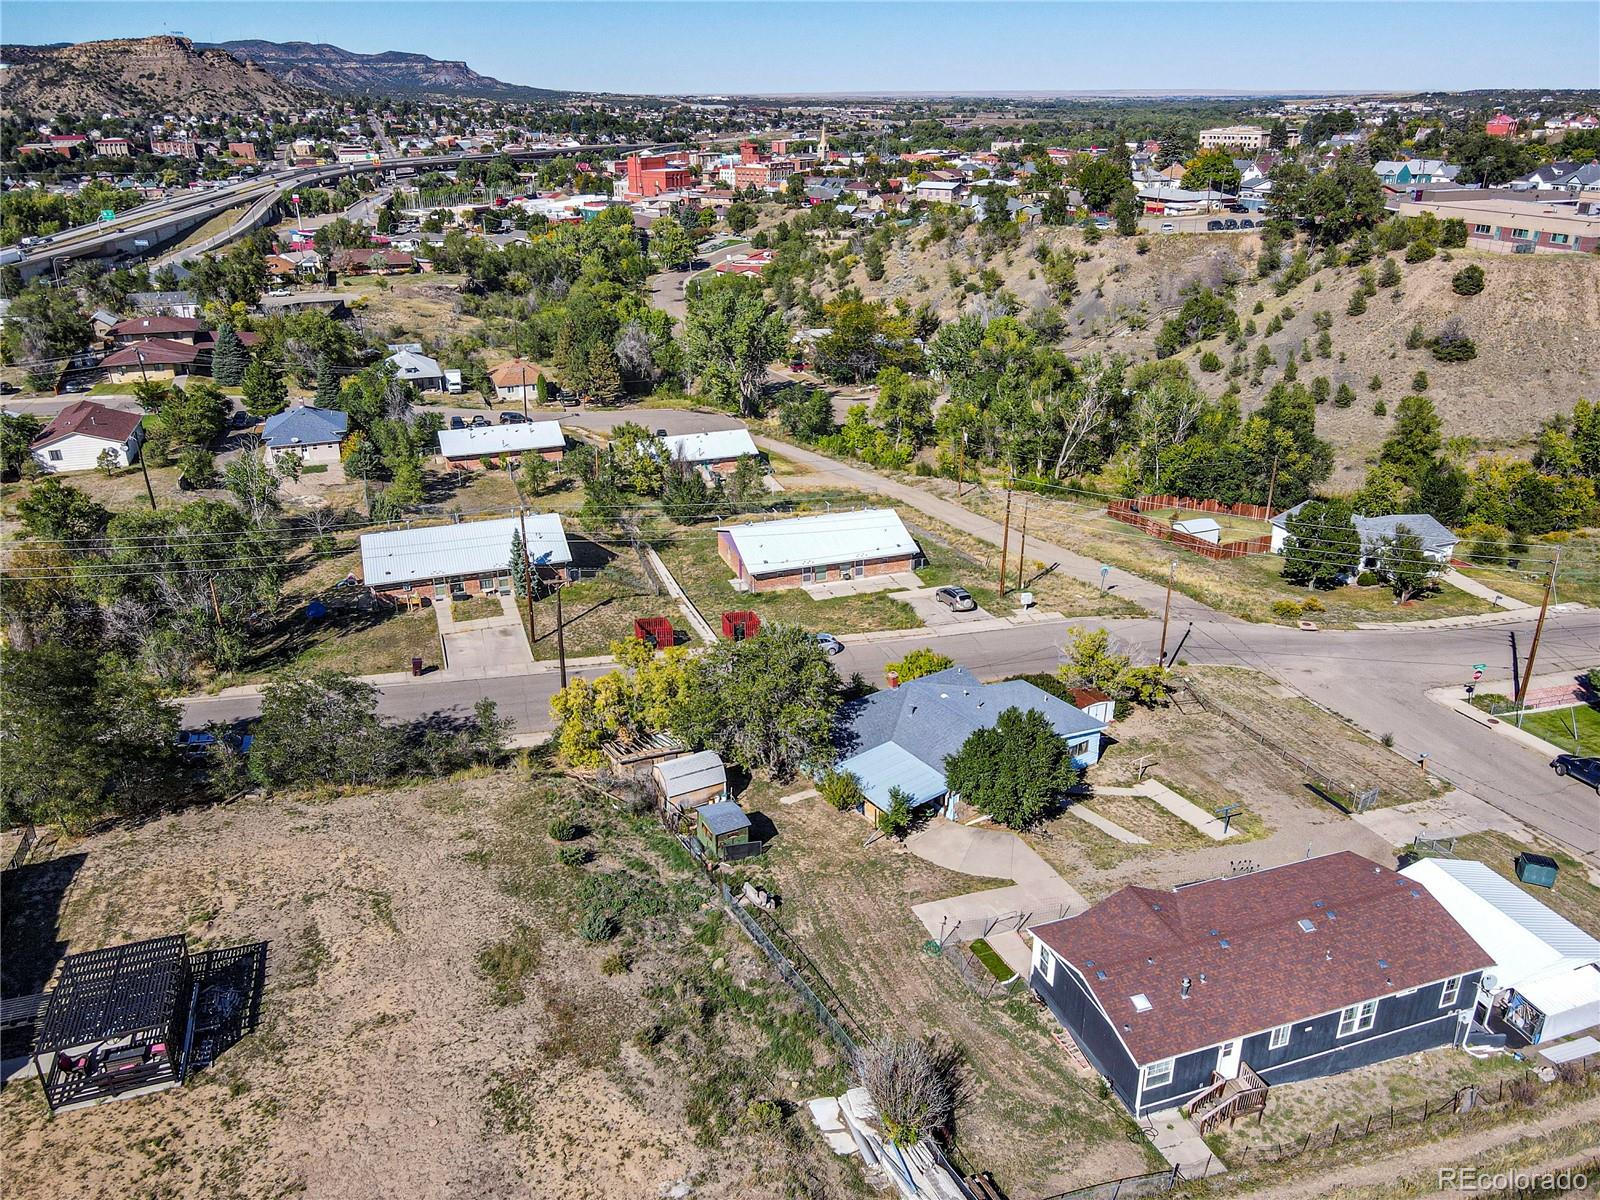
[696,801,752,861]
[653,750,728,813]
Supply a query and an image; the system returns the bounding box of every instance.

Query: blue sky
[6,2,1599,94]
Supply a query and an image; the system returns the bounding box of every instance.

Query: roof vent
[1378,959,1389,969]
[1325,950,1333,961]
[1181,977,1192,999]
[1219,938,1231,949]
[1298,918,1316,933]
[1095,970,1107,980]
[1131,994,1152,1013]
[1314,900,1325,908]
[1146,957,1155,965]
[1084,960,1095,968]
[1208,929,1220,937]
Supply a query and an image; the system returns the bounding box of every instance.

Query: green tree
[1282,499,1359,588]
[1183,148,1243,195]
[250,671,397,789]
[176,446,217,489]
[670,624,839,777]
[1428,317,1477,363]
[0,411,44,479]
[4,283,94,389]
[1377,257,1402,288]
[210,321,250,386]
[649,215,695,271]
[586,343,624,404]
[1414,456,1471,526]
[16,477,111,542]
[1378,394,1443,486]
[884,647,955,683]
[942,706,1081,829]
[314,353,342,407]
[1076,156,1134,211]
[242,354,289,418]
[1451,265,1486,296]
[0,645,181,832]
[157,379,230,451]
[1376,526,1442,602]
[777,385,836,441]
[681,276,788,416]
[878,787,913,837]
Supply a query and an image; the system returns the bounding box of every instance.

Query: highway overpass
[7,143,671,279]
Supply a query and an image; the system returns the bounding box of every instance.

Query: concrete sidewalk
[1143,1108,1227,1178]
[1095,780,1238,840]
[1355,602,1585,631]
[1440,568,1531,610]
[643,545,717,643]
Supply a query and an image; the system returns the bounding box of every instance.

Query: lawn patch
[969,938,1016,983]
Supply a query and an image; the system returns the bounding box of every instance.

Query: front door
[1217,1038,1242,1079]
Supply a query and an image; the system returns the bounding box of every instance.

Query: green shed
[695,801,752,861]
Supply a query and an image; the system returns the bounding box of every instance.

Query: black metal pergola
[32,935,192,1114]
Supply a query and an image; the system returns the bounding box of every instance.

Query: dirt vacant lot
[1,769,858,1200]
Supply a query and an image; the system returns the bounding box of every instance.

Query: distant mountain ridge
[207,40,565,100]
[0,36,314,117]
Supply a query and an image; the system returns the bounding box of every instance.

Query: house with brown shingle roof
[1029,852,1490,1117]
[109,315,203,346]
[30,400,145,473]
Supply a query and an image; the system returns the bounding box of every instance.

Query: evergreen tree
[586,343,624,405]
[241,355,288,418]
[211,321,250,387]
[315,353,341,408]
[1378,394,1442,486]
[509,529,529,595]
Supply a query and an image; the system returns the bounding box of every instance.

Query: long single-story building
[437,421,565,467]
[662,428,761,475]
[1030,852,1490,1118]
[359,514,572,600]
[832,665,1108,825]
[29,400,144,473]
[1401,858,1600,1046]
[1394,196,1600,254]
[717,507,921,591]
[1269,505,1460,567]
[261,405,348,466]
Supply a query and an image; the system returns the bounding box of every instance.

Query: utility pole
[1016,500,1029,590]
[954,430,966,497]
[554,580,568,688]
[208,576,223,626]
[997,478,1014,597]
[136,349,149,387]
[520,363,529,420]
[1515,548,1559,711]
[1264,451,1281,515]
[138,445,157,510]
[1158,559,1176,665]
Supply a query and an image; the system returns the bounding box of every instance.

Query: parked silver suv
[934,586,977,612]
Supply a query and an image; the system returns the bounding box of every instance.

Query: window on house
[1337,999,1378,1037]
[1038,948,1056,985]
[1440,975,1462,1007]
[48,449,63,461]
[1269,1024,1291,1050]
[1142,1058,1174,1090]
[1473,224,1492,234]
[1512,228,1531,240]
[1549,233,1570,245]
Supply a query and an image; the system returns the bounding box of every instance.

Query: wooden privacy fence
[1107,495,1275,561]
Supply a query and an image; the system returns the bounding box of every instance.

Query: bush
[1347,290,1367,316]
[1356,570,1381,587]
[1405,239,1435,263]
[1334,382,1355,408]
[548,816,582,842]
[1270,599,1304,619]
[1412,370,1429,391]
[1368,374,1383,391]
[1373,400,1387,416]
[1198,350,1223,373]
[1300,596,1325,613]
[1451,265,1485,296]
[556,844,591,867]
[1429,317,1477,362]
[599,951,629,975]
[577,908,618,943]
[819,769,865,812]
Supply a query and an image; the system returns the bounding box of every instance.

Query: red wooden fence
[1107,495,1277,561]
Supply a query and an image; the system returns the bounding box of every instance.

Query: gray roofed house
[260,405,348,466]
[834,665,1108,823]
[1351,514,1458,563]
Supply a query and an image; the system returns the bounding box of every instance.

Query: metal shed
[696,801,754,861]
[653,750,729,812]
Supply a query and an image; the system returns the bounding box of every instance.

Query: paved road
[646,241,752,323]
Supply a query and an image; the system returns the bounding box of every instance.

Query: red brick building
[625,153,691,197]
[717,508,921,591]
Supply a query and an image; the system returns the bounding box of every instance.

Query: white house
[437,421,565,467]
[386,348,447,392]
[359,514,572,600]
[661,428,760,475]
[488,358,546,405]
[29,400,144,473]
[1401,858,1600,1046]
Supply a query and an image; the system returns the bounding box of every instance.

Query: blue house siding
[1030,954,1140,1111]
[1038,962,1484,1116]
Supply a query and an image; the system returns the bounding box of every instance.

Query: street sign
[1099,564,1110,592]
[1472,663,1485,681]
[99,209,115,222]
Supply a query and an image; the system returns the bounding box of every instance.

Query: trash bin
[1515,853,1559,889]
[411,656,424,678]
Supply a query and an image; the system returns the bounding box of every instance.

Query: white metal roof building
[653,750,728,803]
[661,428,759,464]
[437,421,565,460]
[359,515,572,590]
[717,507,920,580]
[1401,858,1600,1043]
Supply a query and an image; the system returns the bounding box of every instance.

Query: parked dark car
[935,585,977,612]
[1207,220,1224,231]
[229,410,255,429]
[449,415,466,429]
[1240,219,1256,228]
[654,428,669,437]
[499,411,528,424]
[469,415,490,428]
[1551,754,1600,792]
[1223,218,1239,230]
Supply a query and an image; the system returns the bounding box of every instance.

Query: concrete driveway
[897,585,997,628]
[436,595,533,675]
[907,820,1088,948]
